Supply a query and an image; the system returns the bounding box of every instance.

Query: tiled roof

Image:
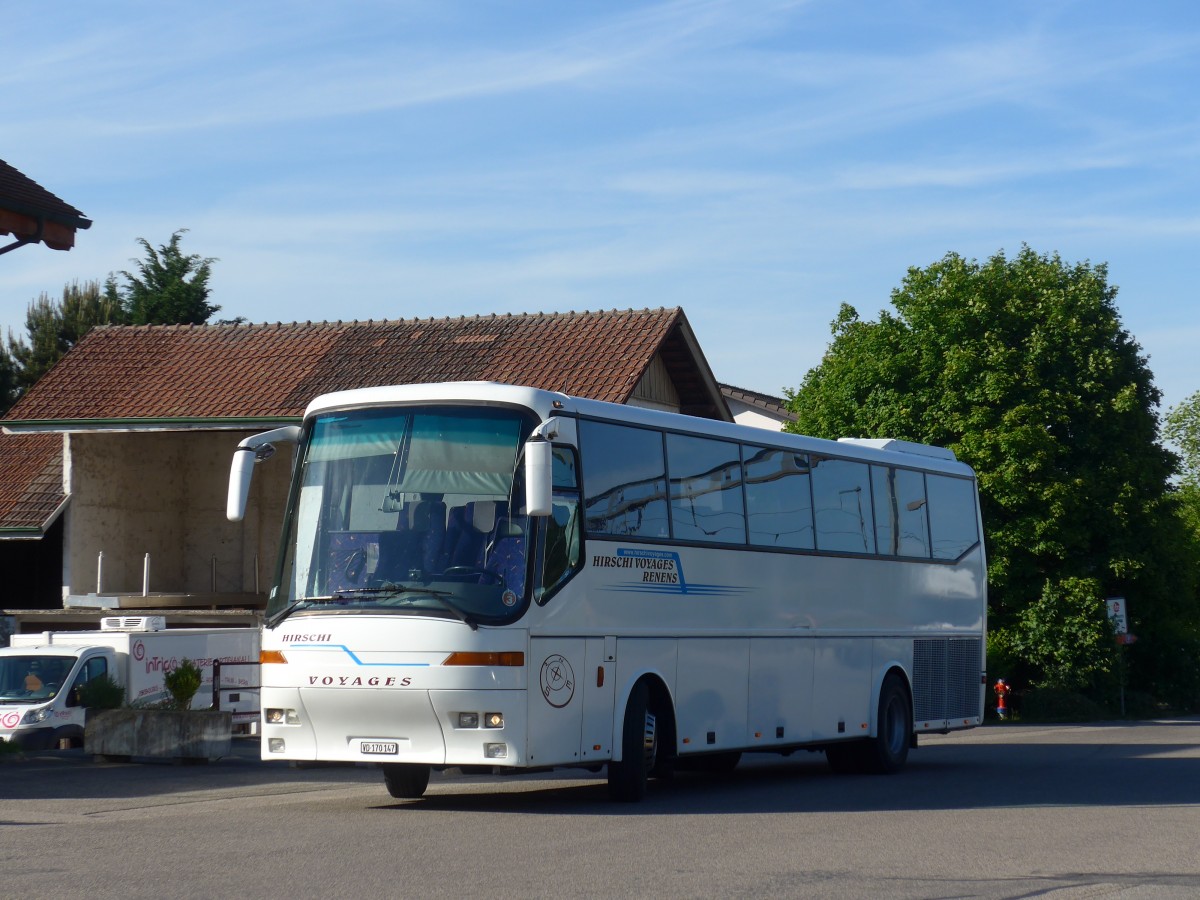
[0,159,91,252]
[0,433,64,534]
[5,308,718,424]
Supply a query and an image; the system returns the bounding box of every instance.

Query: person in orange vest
[994,678,1011,720]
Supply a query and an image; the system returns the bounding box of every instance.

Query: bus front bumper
[260,687,527,767]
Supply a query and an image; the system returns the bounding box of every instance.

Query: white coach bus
[228,382,986,802]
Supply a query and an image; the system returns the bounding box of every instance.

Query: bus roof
[305,382,975,478]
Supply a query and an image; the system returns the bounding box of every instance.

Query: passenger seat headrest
[471,501,497,532]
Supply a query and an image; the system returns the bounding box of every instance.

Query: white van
[0,617,259,751]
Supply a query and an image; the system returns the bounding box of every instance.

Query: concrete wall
[64,431,292,599]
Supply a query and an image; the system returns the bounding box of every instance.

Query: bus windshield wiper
[333,584,479,631]
[266,596,338,628]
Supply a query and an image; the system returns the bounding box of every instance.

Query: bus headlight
[265,708,300,725]
[484,742,508,759]
[267,738,286,753]
[484,712,504,729]
[457,712,479,728]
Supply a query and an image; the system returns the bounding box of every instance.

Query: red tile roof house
[0,308,731,632]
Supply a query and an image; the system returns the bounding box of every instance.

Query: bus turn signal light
[443,651,525,667]
[260,650,287,664]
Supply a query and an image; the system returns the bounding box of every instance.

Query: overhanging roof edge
[0,494,69,541]
[3,416,301,435]
[0,197,92,230]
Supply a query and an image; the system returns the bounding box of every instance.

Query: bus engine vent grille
[912,638,982,721]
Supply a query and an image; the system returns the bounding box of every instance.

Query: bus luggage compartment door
[527,639,611,767]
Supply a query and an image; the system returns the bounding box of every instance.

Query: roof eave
[3,416,301,435]
[0,492,69,541]
[0,198,92,231]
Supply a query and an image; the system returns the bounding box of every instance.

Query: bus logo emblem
[539,654,575,708]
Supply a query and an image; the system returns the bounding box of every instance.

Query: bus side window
[666,434,745,545]
[579,420,669,539]
[744,447,814,550]
[811,456,875,554]
[540,499,581,599]
[539,446,583,602]
[927,474,979,559]
[871,466,931,558]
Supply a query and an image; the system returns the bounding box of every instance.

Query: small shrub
[78,674,125,709]
[163,658,204,710]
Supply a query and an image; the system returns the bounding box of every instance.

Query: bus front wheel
[383,763,431,799]
[608,681,657,802]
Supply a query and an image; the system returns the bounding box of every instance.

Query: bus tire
[608,681,656,802]
[383,763,431,799]
[860,672,912,774]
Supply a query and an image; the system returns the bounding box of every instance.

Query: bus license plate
[361,741,399,755]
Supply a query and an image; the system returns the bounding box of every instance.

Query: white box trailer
[0,617,259,751]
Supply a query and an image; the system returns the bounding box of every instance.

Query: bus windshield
[270,405,534,626]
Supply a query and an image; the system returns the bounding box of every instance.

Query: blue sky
[3,0,1198,416]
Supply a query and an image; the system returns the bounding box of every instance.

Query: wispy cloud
[2,0,1198,408]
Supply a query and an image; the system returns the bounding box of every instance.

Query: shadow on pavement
[5,720,1199,814]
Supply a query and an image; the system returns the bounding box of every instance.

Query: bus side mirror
[227,449,257,522]
[525,437,553,517]
[227,425,302,522]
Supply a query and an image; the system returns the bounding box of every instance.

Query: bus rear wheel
[860,672,912,774]
[383,763,431,799]
[608,681,657,802]
[825,672,912,775]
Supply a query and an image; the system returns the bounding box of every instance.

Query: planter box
[84,709,232,761]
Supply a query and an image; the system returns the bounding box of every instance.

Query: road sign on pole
[1106,597,1128,635]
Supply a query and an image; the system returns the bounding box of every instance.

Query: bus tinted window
[580,420,669,538]
[553,447,578,488]
[744,447,814,549]
[666,434,745,544]
[872,466,931,558]
[811,456,875,554]
[927,474,978,559]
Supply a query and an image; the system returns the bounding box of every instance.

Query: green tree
[1,279,126,413]
[1164,391,1200,486]
[0,344,18,413]
[787,246,1198,704]
[1164,391,1200,555]
[121,229,219,325]
[0,231,222,415]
